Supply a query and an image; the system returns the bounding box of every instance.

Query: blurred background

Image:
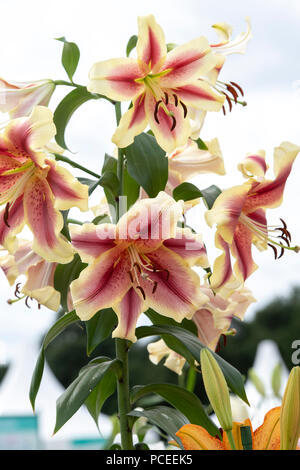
[0,0,299,449]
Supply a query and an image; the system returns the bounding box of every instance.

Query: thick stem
[114,100,133,450]
[115,339,134,450]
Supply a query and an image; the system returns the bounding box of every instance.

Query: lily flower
[70,192,210,342]
[175,407,281,450]
[88,15,224,153]
[0,239,60,311]
[0,105,88,263]
[205,141,300,289]
[0,78,55,118]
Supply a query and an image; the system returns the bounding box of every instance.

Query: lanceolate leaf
[145,308,198,336]
[173,182,203,202]
[124,133,168,197]
[53,87,98,149]
[54,358,122,433]
[123,164,140,208]
[85,371,117,428]
[86,308,118,355]
[135,325,249,404]
[126,35,138,57]
[56,37,80,82]
[29,310,79,411]
[128,406,188,449]
[194,137,208,150]
[131,383,219,436]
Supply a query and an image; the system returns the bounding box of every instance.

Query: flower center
[240,213,299,259]
[127,245,169,299]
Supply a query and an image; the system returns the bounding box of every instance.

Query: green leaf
[53,87,97,149]
[92,214,111,225]
[194,137,208,150]
[54,358,122,433]
[77,177,102,196]
[56,37,80,82]
[135,442,150,450]
[102,153,117,174]
[201,185,222,209]
[129,406,188,448]
[54,254,87,311]
[85,370,117,428]
[29,310,79,410]
[124,133,168,197]
[241,425,253,450]
[173,182,202,202]
[61,209,70,240]
[131,383,219,436]
[86,308,118,355]
[126,35,138,57]
[135,325,249,404]
[145,308,197,336]
[123,164,140,208]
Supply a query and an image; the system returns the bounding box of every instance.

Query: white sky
[0,0,300,358]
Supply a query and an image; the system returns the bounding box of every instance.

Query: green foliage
[173,182,222,208]
[56,37,80,82]
[54,254,87,312]
[126,35,138,57]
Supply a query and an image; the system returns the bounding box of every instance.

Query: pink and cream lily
[0,78,55,118]
[0,105,88,262]
[70,192,210,342]
[205,141,300,290]
[88,15,224,153]
[0,239,60,311]
[147,339,186,375]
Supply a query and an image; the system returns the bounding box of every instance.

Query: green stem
[226,429,237,450]
[53,79,82,87]
[114,100,133,450]
[186,367,197,392]
[67,218,83,225]
[54,154,100,179]
[115,339,134,450]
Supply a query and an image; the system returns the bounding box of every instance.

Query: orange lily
[88,15,224,153]
[176,407,282,450]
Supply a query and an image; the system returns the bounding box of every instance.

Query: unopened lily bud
[200,348,232,431]
[248,368,265,397]
[280,366,300,450]
[271,363,282,398]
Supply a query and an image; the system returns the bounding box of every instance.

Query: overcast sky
[0,0,299,360]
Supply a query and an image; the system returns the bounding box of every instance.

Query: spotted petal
[23,173,74,263]
[0,195,25,253]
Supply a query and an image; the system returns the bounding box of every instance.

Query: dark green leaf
[131,383,219,436]
[102,153,117,174]
[241,425,253,450]
[53,87,97,149]
[145,308,198,337]
[85,370,117,428]
[136,325,249,404]
[173,182,202,202]
[194,138,208,150]
[124,133,168,197]
[126,35,138,57]
[54,358,121,433]
[54,254,87,311]
[77,177,102,196]
[56,37,80,82]
[29,310,79,410]
[109,444,122,450]
[129,406,188,448]
[61,209,70,240]
[123,164,140,208]
[86,308,118,355]
[135,442,150,450]
[92,214,111,225]
[201,185,222,209]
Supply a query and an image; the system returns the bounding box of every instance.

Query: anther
[14,283,22,299]
[222,105,226,116]
[133,262,141,274]
[223,92,233,112]
[163,269,170,281]
[127,271,134,283]
[226,84,238,103]
[230,81,244,97]
[164,92,169,105]
[136,285,146,300]
[152,281,158,294]
[278,246,285,259]
[170,115,176,132]
[180,101,187,118]
[154,100,162,124]
[268,243,278,260]
[4,203,10,228]
[173,94,178,107]
[25,296,32,308]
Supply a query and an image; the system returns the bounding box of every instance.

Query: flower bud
[248,368,265,397]
[280,366,300,450]
[200,348,232,431]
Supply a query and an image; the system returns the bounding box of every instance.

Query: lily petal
[145,92,191,153]
[70,223,118,263]
[139,245,208,322]
[137,15,167,73]
[253,406,281,450]
[112,93,147,148]
[88,58,144,102]
[175,81,225,111]
[237,151,267,179]
[160,37,218,88]
[176,424,225,450]
[163,227,209,267]
[23,173,74,263]
[0,195,25,253]
[22,261,60,311]
[193,308,223,350]
[45,158,89,211]
[209,234,237,290]
[70,246,131,321]
[112,287,146,343]
[231,222,258,283]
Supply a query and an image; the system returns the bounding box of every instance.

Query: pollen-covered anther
[154,100,162,124]
[136,285,146,300]
[14,282,22,299]
[25,296,32,309]
[180,101,188,118]
[4,202,10,228]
